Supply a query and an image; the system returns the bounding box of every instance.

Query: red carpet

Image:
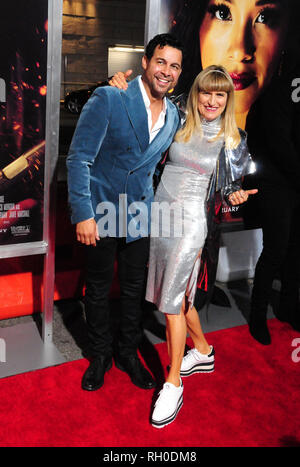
[0,319,300,447]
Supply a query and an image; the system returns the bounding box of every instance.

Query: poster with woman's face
[154,0,299,226]
[0,2,48,245]
[159,0,298,128]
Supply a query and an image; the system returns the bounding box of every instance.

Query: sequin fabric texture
[146,117,224,315]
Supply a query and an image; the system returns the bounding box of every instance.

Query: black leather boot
[81,355,112,391]
[115,354,156,389]
[249,312,271,345]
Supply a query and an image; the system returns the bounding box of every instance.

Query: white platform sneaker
[151,379,183,428]
[180,346,215,377]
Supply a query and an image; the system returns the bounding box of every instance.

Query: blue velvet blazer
[66,77,180,242]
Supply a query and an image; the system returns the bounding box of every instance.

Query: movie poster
[155,0,300,229]
[0,1,48,245]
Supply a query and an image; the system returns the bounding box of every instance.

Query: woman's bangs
[199,72,232,94]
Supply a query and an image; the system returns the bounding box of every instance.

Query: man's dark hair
[145,33,184,61]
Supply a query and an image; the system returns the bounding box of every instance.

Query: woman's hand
[108,69,133,90]
[228,188,258,205]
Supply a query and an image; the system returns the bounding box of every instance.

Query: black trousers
[84,237,150,359]
[251,181,300,319]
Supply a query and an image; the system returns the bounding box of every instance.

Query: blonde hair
[175,65,240,149]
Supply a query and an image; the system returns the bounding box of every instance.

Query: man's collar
[138,76,166,112]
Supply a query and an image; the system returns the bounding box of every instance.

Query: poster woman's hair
[170,0,211,94]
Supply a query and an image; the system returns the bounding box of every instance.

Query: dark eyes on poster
[0,2,48,246]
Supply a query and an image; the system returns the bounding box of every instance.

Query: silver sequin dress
[146,117,224,315]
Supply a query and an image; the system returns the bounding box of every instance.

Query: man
[247,58,300,345]
[67,34,183,390]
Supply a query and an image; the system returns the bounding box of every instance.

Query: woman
[167,0,300,346]
[145,65,257,428]
[169,0,298,129]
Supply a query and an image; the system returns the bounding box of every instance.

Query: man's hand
[228,189,258,206]
[108,69,133,90]
[76,218,100,246]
